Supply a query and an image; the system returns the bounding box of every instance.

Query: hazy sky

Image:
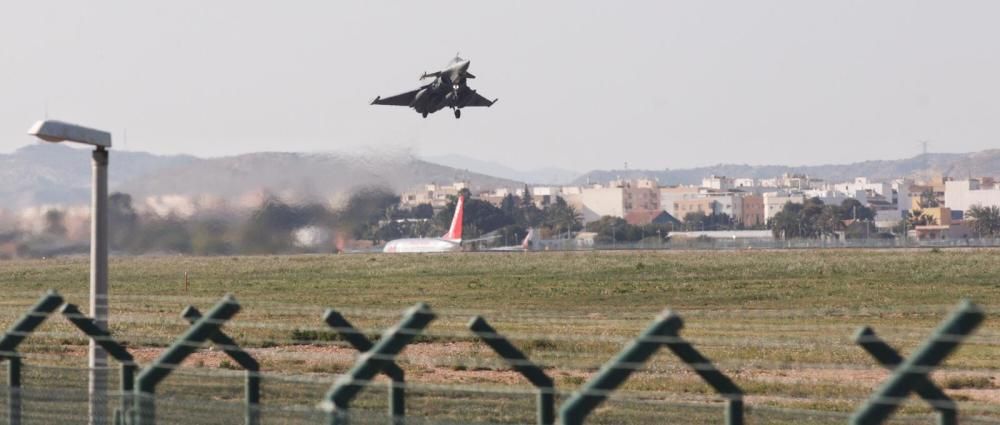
[2,1,999,171]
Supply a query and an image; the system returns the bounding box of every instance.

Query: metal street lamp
[28,120,111,425]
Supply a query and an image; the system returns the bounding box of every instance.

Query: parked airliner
[489,228,537,252]
[383,196,465,253]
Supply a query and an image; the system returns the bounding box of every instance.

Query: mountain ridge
[572,151,1000,186]
[424,154,580,185]
[0,144,522,209]
[4,143,1000,211]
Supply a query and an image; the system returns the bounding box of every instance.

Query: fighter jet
[371,55,497,119]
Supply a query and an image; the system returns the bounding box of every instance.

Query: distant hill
[0,144,521,209]
[118,151,522,205]
[0,144,197,208]
[425,154,579,185]
[573,151,1000,186]
[8,143,1000,210]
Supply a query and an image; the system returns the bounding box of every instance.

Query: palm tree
[545,202,582,236]
[918,189,941,208]
[817,206,845,237]
[770,210,799,239]
[907,209,935,227]
[966,205,1000,237]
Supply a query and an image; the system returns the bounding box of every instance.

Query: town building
[658,186,701,218]
[701,175,734,191]
[739,194,765,227]
[578,186,625,221]
[673,198,719,220]
[623,210,681,227]
[400,182,469,208]
[944,179,1000,215]
[911,207,973,240]
[760,173,822,190]
[702,191,742,220]
[574,179,660,222]
[829,178,892,199]
[763,192,805,221]
[802,189,866,207]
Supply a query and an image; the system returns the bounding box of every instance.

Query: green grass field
[0,249,997,424]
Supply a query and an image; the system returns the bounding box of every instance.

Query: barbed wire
[0,293,996,424]
[4,291,999,316]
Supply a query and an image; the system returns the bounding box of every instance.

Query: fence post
[467,316,555,425]
[854,326,957,425]
[559,309,682,425]
[0,290,65,425]
[182,306,261,425]
[7,356,20,425]
[323,309,407,424]
[134,294,241,425]
[321,303,435,425]
[659,315,744,425]
[559,308,743,425]
[61,303,138,422]
[850,300,984,425]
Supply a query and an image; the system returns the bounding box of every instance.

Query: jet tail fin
[521,228,536,250]
[421,71,441,80]
[442,196,464,241]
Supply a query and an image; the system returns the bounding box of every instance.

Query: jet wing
[462,234,501,244]
[464,91,498,107]
[371,89,420,106]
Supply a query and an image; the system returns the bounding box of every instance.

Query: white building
[944,180,1000,214]
[575,180,662,222]
[893,178,914,215]
[529,186,561,206]
[703,192,742,220]
[733,178,756,189]
[874,209,904,231]
[702,175,734,191]
[400,182,468,208]
[803,189,867,207]
[825,178,892,206]
[763,192,806,221]
[658,186,701,218]
[831,178,892,197]
[757,174,819,190]
[579,187,625,222]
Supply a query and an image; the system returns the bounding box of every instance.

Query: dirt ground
[63,341,992,405]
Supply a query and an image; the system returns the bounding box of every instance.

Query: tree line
[769,198,883,240]
[103,189,407,255]
[14,188,1000,258]
[16,186,594,256]
[376,186,586,245]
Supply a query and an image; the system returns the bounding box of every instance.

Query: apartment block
[740,194,765,227]
[944,179,1000,214]
[763,192,806,221]
[658,186,701,218]
[702,175,734,191]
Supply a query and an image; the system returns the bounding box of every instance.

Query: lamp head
[28,120,111,148]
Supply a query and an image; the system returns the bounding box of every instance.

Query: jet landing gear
[422,112,428,118]
[454,109,461,119]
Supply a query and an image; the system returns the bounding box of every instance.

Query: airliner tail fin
[521,228,535,250]
[442,196,464,241]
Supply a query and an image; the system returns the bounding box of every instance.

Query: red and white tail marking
[442,196,464,242]
[521,228,535,250]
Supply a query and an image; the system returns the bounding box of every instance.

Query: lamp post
[28,120,111,425]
